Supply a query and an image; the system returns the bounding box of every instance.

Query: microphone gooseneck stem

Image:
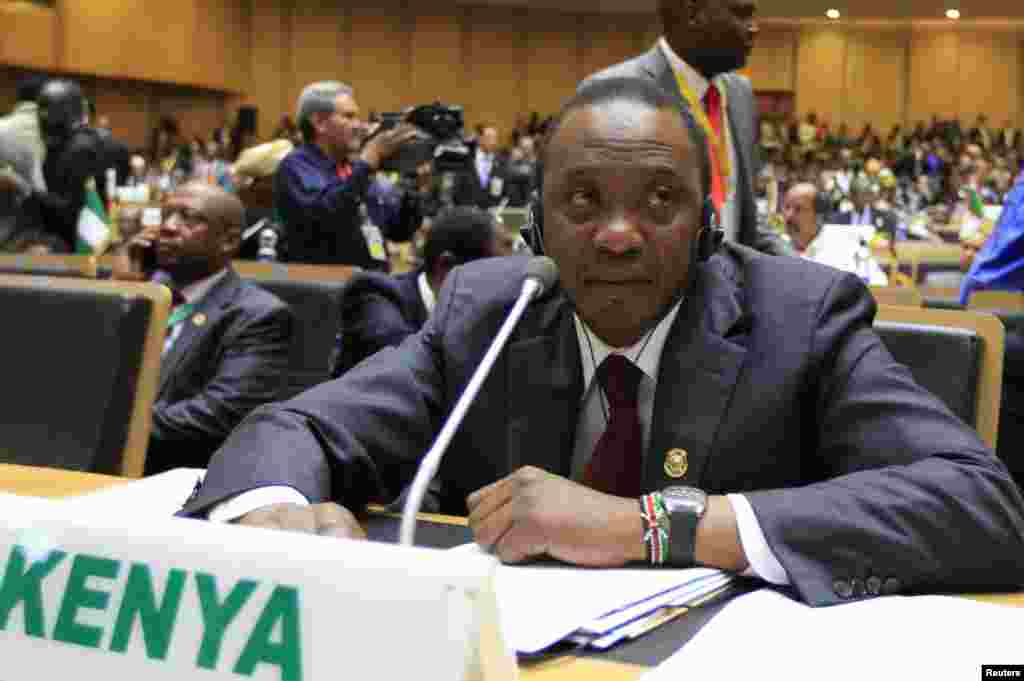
[399,277,543,546]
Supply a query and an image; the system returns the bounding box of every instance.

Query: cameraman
[274,81,421,268]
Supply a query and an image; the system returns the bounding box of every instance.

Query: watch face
[663,486,706,507]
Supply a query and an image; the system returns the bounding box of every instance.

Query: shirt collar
[574,299,684,394]
[181,268,229,305]
[299,142,336,170]
[417,271,436,313]
[659,37,712,100]
[13,102,37,115]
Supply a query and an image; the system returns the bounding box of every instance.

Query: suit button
[882,577,902,596]
[850,578,866,598]
[866,576,882,596]
[833,579,853,599]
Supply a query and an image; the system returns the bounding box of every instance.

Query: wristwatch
[661,486,708,566]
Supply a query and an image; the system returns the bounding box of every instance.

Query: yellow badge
[664,449,689,479]
[192,312,207,327]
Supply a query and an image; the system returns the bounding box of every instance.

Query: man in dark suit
[331,206,517,377]
[829,175,902,245]
[182,78,1024,607]
[452,125,510,210]
[116,183,294,475]
[581,0,790,256]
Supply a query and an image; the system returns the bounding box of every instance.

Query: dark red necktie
[583,354,644,498]
[703,84,727,216]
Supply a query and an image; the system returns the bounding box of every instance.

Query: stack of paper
[644,588,1024,681]
[454,545,733,654]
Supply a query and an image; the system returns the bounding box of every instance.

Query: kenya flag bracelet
[640,492,670,565]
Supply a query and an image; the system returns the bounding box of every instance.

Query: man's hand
[467,467,645,567]
[361,124,422,171]
[235,503,367,540]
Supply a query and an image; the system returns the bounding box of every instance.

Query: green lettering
[109,564,186,660]
[234,586,302,681]
[0,545,67,637]
[52,554,120,648]
[194,573,258,670]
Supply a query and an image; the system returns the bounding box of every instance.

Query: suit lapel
[505,294,582,478]
[645,254,751,489]
[158,270,240,397]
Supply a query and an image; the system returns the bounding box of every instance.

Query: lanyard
[672,70,732,189]
[166,303,196,328]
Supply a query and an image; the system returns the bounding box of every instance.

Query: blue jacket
[960,176,1024,304]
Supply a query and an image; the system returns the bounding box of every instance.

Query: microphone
[400,256,559,546]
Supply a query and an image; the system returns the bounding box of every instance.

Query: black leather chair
[875,321,982,428]
[874,305,1005,454]
[244,277,348,399]
[0,275,170,476]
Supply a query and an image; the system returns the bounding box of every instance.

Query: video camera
[368,103,473,176]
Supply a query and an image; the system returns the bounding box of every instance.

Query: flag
[76,179,112,255]
[966,186,985,219]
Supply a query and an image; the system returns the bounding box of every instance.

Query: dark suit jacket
[145,269,294,475]
[583,46,791,257]
[184,251,1024,606]
[452,152,511,211]
[332,270,428,377]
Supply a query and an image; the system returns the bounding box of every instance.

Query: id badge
[489,176,504,198]
[362,222,388,261]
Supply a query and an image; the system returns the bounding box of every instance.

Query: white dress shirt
[659,38,740,245]
[801,225,889,286]
[416,271,437,313]
[210,297,790,585]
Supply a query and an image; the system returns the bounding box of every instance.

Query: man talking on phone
[114,182,293,475]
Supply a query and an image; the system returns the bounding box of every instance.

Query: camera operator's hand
[0,166,31,198]
[361,124,422,171]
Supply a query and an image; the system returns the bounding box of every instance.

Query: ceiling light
[825,8,841,19]
[946,8,961,19]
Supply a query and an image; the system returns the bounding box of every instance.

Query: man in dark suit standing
[116,183,294,475]
[829,175,902,246]
[331,207,517,377]
[582,0,790,256]
[453,125,510,210]
[180,78,1024,606]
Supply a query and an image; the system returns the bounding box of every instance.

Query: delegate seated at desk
[183,77,1024,608]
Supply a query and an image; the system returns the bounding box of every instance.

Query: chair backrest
[968,290,1024,313]
[242,275,351,398]
[0,254,98,278]
[232,260,359,283]
[870,286,923,307]
[875,305,1004,450]
[0,275,170,477]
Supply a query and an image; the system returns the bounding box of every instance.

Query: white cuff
[726,493,790,585]
[207,486,310,523]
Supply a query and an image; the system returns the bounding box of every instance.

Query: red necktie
[703,84,727,216]
[583,355,644,498]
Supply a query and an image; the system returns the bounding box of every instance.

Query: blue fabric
[960,176,1024,304]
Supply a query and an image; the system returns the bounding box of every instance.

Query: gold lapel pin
[664,449,689,479]
[192,312,207,327]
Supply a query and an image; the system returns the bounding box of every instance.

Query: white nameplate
[0,494,517,681]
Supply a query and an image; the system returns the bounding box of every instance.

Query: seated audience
[114,182,293,475]
[0,75,47,191]
[784,183,888,285]
[331,207,518,377]
[829,175,901,246]
[182,78,1024,607]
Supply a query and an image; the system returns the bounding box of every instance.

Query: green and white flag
[76,179,111,254]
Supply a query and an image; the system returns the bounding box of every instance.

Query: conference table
[2,463,1022,680]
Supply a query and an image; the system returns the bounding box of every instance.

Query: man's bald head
[782,182,821,252]
[176,182,245,240]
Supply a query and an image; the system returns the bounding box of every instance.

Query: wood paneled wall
[4,1,1024,150]
[760,23,1024,131]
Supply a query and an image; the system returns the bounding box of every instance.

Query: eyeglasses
[162,207,209,227]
